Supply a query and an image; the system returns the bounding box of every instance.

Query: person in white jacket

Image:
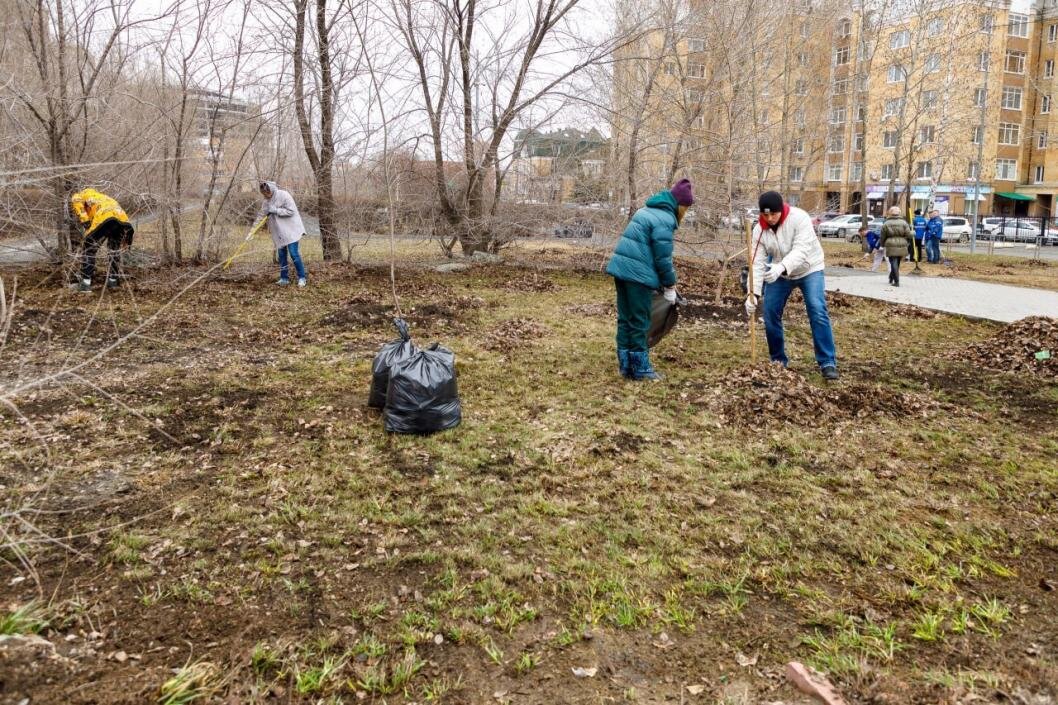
[744,191,839,380]
[258,181,308,287]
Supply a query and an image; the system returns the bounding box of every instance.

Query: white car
[722,208,759,229]
[940,217,972,243]
[817,214,874,238]
[976,217,1006,238]
[996,220,1058,244]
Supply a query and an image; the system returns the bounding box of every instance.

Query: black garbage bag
[384,343,461,434]
[647,292,687,348]
[369,318,418,409]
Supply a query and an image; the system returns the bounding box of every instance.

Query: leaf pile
[503,273,558,293]
[698,364,942,426]
[481,318,548,353]
[950,316,1058,377]
[883,303,937,320]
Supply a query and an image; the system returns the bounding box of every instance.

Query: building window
[789,165,804,182]
[798,51,809,66]
[794,108,805,126]
[828,134,845,152]
[921,90,938,110]
[830,107,846,124]
[838,18,852,37]
[1035,165,1045,183]
[854,132,864,151]
[881,163,894,180]
[851,161,863,181]
[1005,51,1026,74]
[795,79,807,96]
[890,30,910,49]
[801,23,809,39]
[1051,24,1057,42]
[968,160,980,180]
[978,52,990,72]
[916,161,933,179]
[925,54,941,74]
[693,115,704,129]
[685,89,702,102]
[998,122,1021,145]
[664,62,676,76]
[827,163,842,181]
[857,105,867,122]
[857,40,872,61]
[975,88,986,107]
[1009,13,1028,38]
[833,78,849,95]
[1002,86,1023,110]
[887,64,906,83]
[687,38,705,52]
[883,130,897,148]
[884,98,903,118]
[1039,130,1049,148]
[971,126,983,144]
[980,14,994,34]
[688,63,706,78]
[1047,60,1055,79]
[793,137,805,155]
[995,158,1017,180]
[927,18,944,36]
[833,46,850,65]
[856,75,868,92]
[1044,95,1052,114]
[919,125,935,144]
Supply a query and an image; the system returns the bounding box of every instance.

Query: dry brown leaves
[482,318,548,353]
[883,303,937,320]
[698,364,943,427]
[503,273,558,293]
[950,316,1058,378]
[565,302,615,317]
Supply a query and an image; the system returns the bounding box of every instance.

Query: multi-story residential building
[615,0,1058,221]
[506,128,609,203]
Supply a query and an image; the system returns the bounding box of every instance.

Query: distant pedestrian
[258,181,308,287]
[911,208,926,262]
[925,209,944,263]
[880,206,913,287]
[70,188,135,293]
[745,191,839,380]
[864,225,888,273]
[605,179,693,380]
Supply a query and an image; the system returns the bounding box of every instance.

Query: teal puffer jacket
[605,191,678,289]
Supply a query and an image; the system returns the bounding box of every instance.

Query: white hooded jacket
[257,181,305,249]
[750,206,826,296]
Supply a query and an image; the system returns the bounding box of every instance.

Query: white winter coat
[257,181,305,249]
[750,206,826,296]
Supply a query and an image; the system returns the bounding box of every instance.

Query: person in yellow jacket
[70,188,135,292]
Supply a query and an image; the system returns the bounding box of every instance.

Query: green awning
[994,191,1036,201]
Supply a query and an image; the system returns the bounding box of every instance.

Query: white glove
[663,287,677,304]
[745,294,758,316]
[763,263,786,284]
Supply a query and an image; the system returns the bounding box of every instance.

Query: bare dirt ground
[1,251,1056,704]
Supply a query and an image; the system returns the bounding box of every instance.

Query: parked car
[976,217,1006,239]
[722,208,760,229]
[940,217,972,243]
[817,214,874,238]
[995,220,1058,245]
[812,211,841,228]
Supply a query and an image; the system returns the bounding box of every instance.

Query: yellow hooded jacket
[70,188,130,236]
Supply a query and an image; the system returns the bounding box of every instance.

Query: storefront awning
[994,191,1036,201]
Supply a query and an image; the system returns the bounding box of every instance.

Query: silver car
[817,214,874,239]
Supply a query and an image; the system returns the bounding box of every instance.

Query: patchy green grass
[1,247,1056,703]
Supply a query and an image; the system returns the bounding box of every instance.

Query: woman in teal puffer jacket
[605,179,693,380]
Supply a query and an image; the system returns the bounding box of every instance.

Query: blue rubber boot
[628,350,662,381]
[617,349,632,378]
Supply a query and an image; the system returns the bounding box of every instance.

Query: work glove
[267,208,278,216]
[662,287,677,304]
[744,294,758,316]
[763,263,786,284]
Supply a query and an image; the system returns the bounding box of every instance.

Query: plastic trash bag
[647,292,687,348]
[384,343,461,434]
[369,318,418,409]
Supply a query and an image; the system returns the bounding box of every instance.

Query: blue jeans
[762,270,837,369]
[278,241,306,280]
[926,237,941,263]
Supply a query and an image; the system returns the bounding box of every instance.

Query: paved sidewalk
[825,266,1058,323]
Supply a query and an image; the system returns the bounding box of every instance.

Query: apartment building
[616,0,1058,220]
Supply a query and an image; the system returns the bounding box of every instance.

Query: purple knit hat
[670,178,694,207]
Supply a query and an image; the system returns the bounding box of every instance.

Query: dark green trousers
[615,278,653,352]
